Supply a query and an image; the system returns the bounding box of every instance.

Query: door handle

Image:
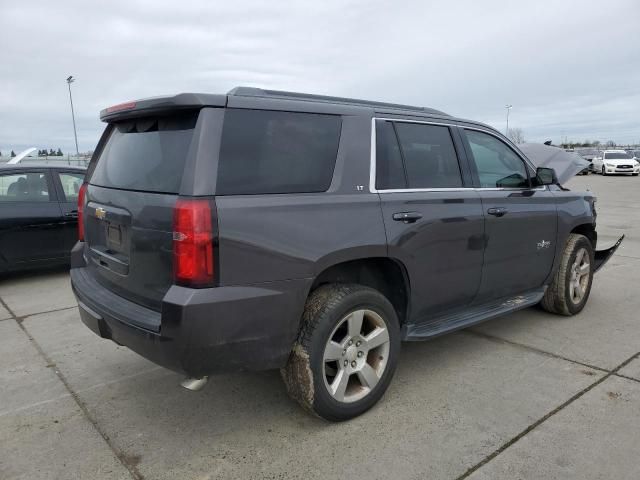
[487,207,508,217]
[64,211,78,218]
[392,211,422,224]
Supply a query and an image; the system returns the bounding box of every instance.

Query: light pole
[505,104,512,136]
[66,76,79,156]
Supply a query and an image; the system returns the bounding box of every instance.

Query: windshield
[604,152,631,160]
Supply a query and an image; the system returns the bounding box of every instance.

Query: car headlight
[605,163,615,167]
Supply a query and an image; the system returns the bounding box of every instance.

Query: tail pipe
[180,376,208,391]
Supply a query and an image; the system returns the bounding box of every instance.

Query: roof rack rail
[227,86,448,116]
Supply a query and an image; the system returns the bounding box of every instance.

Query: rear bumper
[71,260,311,377]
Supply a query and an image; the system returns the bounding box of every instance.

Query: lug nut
[348,340,353,346]
[342,349,346,356]
[351,361,357,368]
[357,351,363,358]
[344,360,348,367]
[356,341,361,347]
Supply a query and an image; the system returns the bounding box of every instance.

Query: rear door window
[90,113,197,194]
[0,172,51,202]
[216,109,342,195]
[375,121,406,190]
[394,122,463,189]
[57,172,85,201]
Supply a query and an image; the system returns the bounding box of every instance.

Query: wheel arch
[571,223,597,249]
[308,257,411,326]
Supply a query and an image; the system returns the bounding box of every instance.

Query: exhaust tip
[180,376,208,391]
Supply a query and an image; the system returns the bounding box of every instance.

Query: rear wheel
[281,284,400,421]
[601,166,606,176]
[541,233,594,316]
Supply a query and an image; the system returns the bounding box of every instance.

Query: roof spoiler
[100,93,226,122]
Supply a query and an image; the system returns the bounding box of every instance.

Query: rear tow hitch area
[594,235,625,272]
[180,376,208,391]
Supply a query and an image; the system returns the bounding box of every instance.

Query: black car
[71,88,622,421]
[0,164,85,273]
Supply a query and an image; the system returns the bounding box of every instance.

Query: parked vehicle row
[69,87,622,421]
[592,150,640,176]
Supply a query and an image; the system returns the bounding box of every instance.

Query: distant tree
[11,150,16,157]
[605,140,616,148]
[0,150,2,157]
[507,127,525,144]
[56,148,63,156]
[592,140,601,147]
[49,148,55,156]
[38,149,44,156]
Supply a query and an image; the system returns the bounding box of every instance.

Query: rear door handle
[487,207,508,217]
[392,211,422,224]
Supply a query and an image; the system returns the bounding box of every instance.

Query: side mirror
[535,167,558,186]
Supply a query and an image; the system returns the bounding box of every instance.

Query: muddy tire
[281,283,400,421]
[540,233,594,316]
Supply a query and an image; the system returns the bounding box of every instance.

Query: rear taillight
[77,183,88,241]
[173,198,214,287]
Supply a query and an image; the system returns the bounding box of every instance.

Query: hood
[518,143,591,185]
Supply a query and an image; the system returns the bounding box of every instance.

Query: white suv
[593,150,640,176]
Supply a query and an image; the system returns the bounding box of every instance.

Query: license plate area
[107,224,122,247]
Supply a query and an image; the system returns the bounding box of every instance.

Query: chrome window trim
[370,117,544,193]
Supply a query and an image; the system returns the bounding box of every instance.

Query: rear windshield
[604,152,631,159]
[90,113,197,193]
[216,109,341,195]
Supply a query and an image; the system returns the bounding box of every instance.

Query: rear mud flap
[594,235,624,273]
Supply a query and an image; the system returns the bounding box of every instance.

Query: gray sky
[1,0,639,154]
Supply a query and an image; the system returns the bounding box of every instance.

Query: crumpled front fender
[594,235,624,272]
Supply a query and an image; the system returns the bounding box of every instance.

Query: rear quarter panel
[213,113,387,286]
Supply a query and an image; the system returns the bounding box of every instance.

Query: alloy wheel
[322,309,390,403]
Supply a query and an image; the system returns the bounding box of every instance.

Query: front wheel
[540,233,594,316]
[282,284,400,421]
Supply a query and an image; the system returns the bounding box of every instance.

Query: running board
[404,289,545,340]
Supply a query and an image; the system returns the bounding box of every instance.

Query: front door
[461,128,558,302]
[0,169,63,268]
[374,119,485,323]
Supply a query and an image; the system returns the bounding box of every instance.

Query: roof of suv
[100,86,451,121]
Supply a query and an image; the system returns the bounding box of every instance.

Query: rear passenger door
[461,128,558,302]
[53,170,86,256]
[375,119,485,321]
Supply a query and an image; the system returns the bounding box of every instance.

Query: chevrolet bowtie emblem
[95,207,106,220]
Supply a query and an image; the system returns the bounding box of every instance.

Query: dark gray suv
[71,87,621,421]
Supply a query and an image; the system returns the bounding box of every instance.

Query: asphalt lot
[1,174,639,480]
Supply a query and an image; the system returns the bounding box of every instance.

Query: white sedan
[593,150,640,176]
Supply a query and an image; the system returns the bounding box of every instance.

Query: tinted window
[217,109,341,195]
[604,152,631,159]
[58,172,85,201]
[375,121,406,189]
[394,123,462,188]
[465,130,529,188]
[0,172,50,202]
[90,113,197,193]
